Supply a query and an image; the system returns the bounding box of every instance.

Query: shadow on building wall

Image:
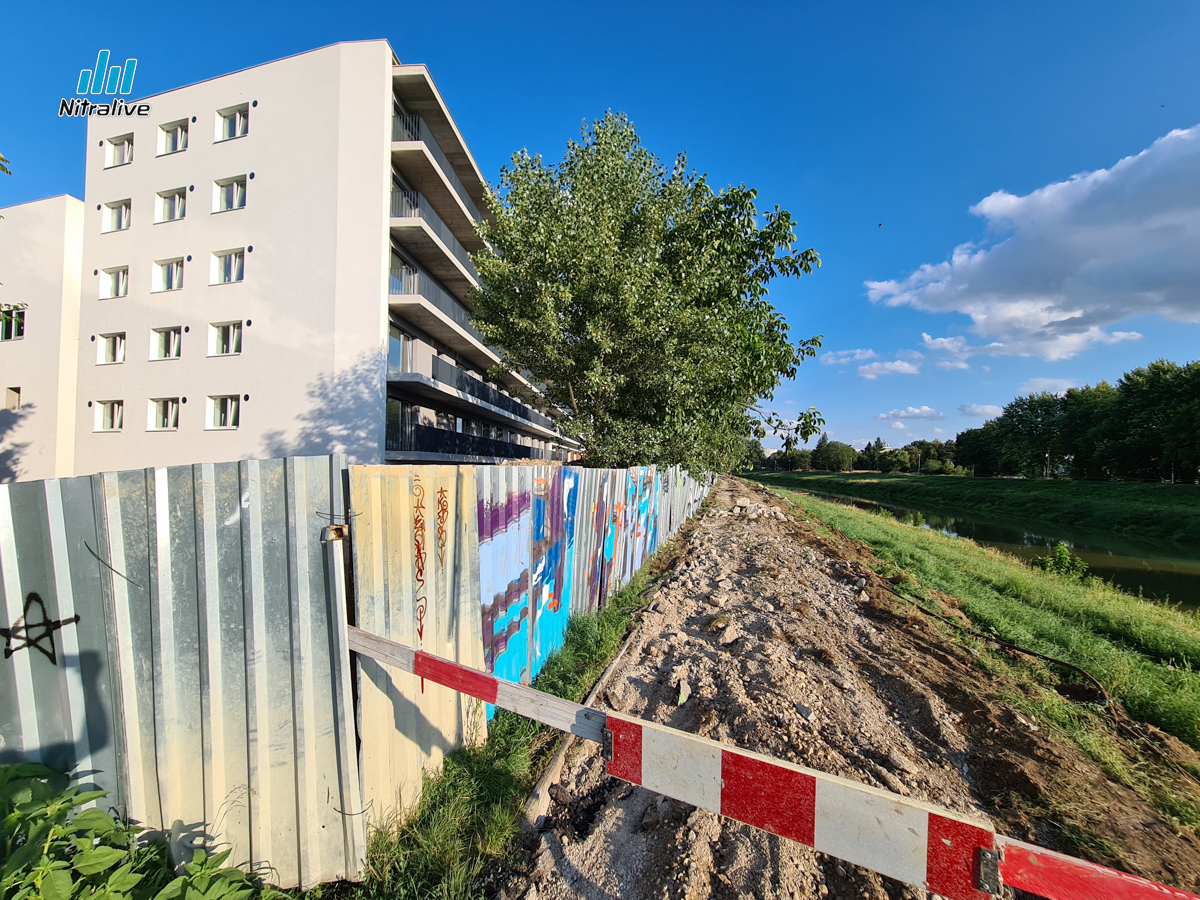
[261,353,385,463]
[0,405,31,483]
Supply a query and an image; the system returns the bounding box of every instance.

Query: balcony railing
[392,113,483,222]
[389,265,488,345]
[386,417,544,460]
[430,357,555,430]
[390,189,478,280]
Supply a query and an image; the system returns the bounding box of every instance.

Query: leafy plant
[1033,542,1089,580]
[0,764,276,900]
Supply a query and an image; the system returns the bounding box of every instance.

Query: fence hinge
[975,847,1000,895]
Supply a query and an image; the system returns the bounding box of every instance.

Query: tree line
[955,359,1199,481]
[750,434,966,474]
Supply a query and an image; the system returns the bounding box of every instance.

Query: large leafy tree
[470,112,822,472]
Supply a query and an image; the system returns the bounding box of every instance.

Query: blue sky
[3,1,1199,451]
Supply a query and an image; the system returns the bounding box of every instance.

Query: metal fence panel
[0,456,363,890]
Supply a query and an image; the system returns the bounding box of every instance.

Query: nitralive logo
[58,50,150,118]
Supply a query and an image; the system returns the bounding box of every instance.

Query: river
[804,491,1200,610]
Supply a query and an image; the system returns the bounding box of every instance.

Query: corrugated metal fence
[1,455,710,888]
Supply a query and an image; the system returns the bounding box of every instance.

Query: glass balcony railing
[430,357,555,429]
[386,417,545,460]
[392,113,483,222]
[390,189,478,280]
[389,264,487,345]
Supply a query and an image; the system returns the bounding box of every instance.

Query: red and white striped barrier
[347,625,1200,900]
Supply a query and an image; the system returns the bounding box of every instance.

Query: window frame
[98,332,126,365]
[206,394,241,430]
[104,134,134,168]
[156,188,187,224]
[100,267,129,299]
[212,176,247,213]
[208,321,243,356]
[150,326,183,361]
[0,309,25,341]
[102,199,132,233]
[210,249,245,285]
[215,104,249,142]
[4,387,19,411]
[152,258,185,293]
[157,120,189,156]
[147,397,180,431]
[94,399,124,432]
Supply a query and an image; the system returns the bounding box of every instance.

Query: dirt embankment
[496,477,1200,900]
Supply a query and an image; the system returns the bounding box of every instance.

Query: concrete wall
[0,195,84,481]
[75,41,395,475]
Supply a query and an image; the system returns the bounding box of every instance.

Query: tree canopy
[470,112,821,472]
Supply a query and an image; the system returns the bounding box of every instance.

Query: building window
[385,399,413,451]
[211,249,244,284]
[101,267,128,299]
[387,324,413,374]
[151,326,182,360]
[102,200,131,233]
[0,309,24,341]
[153,258,184,292]
[209,321,242,356]
[207,395,240,430]
[4,387,19,411]
[157,188,186,222]
[158,120,189,155]
[98,332,126,364]
[215,105,249,142]
[95,400,124,432]
[105,134,133,168]
[148,398,179,431]
[213,177,246,212]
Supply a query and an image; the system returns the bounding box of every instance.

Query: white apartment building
[67,39,575,476]
[0,195,84,481]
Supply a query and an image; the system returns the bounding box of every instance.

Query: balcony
[386,419,545,462]
[430,357,555,430]
[390,189,477,300]
[392,113,486,249]
[389,265,498,371]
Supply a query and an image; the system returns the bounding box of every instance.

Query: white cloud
[874,405,945,420]
[857,360,921,379]
[821,348,877,365]
[933,427,945,434]
[1020,377,1076,394]
[865,126,1200,360]
[958,403,1004,417]
[890,421,907,430]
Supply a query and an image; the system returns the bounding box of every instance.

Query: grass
[342,529,694,900]
[771,488,1200,750]
[750,470,1200,546]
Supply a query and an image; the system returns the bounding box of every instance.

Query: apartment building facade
[68,39,575,476]
[0,195,84,481]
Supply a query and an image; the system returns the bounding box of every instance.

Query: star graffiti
[1,593,80,665]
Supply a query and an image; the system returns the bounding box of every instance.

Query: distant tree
[470,111,823,472]
[812,435,856,472]
[739,437,767,470]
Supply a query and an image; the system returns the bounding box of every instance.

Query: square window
[98,332,126,364]
[215,104,249,142]
[95,400,124,432]
[5,387,19,411]
[157,188,186,223]
[208,321,242,356]
[211,250,245,285]
[101,267,128,299]
[151,326,182,360]
[157,120,189,155]
[148,397,179,430]
[102,199,131,233]
[153,258,184,292]
[213,177,247,212]
[207,395,240,429]
[0,308,25,341]
[105,134,133,167]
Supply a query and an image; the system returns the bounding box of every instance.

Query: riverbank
[749,471,1200,546]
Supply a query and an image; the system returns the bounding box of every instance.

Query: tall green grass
[788,492,1200,748]
[346,554,668,900]
[752,471,1200,546]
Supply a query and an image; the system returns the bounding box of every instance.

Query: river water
[804,491,1200,610]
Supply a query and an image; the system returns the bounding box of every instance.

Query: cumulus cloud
[857,360,921,379]
[821,348,877,365]
[958,403,1003,417]
[1020,377,1075,394]
[865,126,1200,360]
[890,421,907,430]
[874,405,945,420]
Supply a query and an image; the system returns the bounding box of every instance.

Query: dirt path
[497,477,1200,900]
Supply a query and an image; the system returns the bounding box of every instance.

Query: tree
[811,433,857,471]
[0,152,10,176]
[738,437,767,470]
[470,112,822,472]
